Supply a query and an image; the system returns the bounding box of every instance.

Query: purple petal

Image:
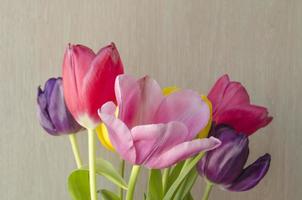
[154,90,210,140]
[115,75,164,128]
[98,102,136,163]
[226,154,271,192]
[145,137,221,169]
[37,87,57,134]
[203,126,249,185]
[47,78,81,133]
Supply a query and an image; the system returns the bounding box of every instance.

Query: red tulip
[62,43,124,128]
[208,75,272,136]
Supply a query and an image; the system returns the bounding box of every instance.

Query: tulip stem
[202,181,213,200]
[126,165,141,200]
[88,129,97,200]
[119,159,125,199]
[162,168,170,194]
[69,134,83,168]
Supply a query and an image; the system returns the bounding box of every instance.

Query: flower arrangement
[36,42,272,200]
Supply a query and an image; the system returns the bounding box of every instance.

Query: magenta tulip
[98,75,221,169]
[62,43,124,128]
[208,75,272,136]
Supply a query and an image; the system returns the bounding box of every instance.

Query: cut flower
[98,75,221,169]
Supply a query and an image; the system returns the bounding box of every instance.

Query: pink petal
[62,44,96,120]
[216,105,273,136]
[131,122,188,164]
[98,102,136,163]
[115,75,164,128]
[82,43,124,124]
[208,74,230,112]
[213,82,250,118]
[145,137,221,169]
[154,90,210,140]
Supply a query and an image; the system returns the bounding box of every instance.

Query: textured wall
[0,0,301,199]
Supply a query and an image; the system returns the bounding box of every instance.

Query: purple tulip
[197,125,271,192]
[37,77,83,136]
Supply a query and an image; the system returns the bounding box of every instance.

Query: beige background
[0,0,301,199]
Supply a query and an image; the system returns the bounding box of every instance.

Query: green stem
[69,134,83,168]
[126,165,141,200]
[119,159,125,199]
[88,129,97,200]
[162,168,170,194]
[201,181,213,200]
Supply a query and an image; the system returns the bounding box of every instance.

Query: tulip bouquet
[36,43,272,200]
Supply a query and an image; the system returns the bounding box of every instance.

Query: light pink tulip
[98,75,221,169]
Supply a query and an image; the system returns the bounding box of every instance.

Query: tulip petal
[145,137,221,169]
[115,74,164,128]
[208,74,230,112]
[216,105,273,136]
[98,102,136,163]
[226,154,271,192]
[208,75,250,118]
[37,87,56,134]
[47,78,80,133]
[62,44,96,122]
[214,82,250,117]
[131,122,188,164]
[155,90,210,140]
[82,43,124,124]
[203,126,249,185]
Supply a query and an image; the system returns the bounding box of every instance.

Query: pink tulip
[62,43,124,128]
[98,75,221,169]
[208,74,272,136]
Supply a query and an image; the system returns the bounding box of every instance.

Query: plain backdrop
[0,0,301,199]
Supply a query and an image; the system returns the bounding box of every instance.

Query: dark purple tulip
[37,77,83,136]
[197,125,271,192]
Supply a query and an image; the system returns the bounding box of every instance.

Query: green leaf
[172,168,198,200]
[163,152,205,200]
[68,169,91,200]
[165,161,185,193]
[147,169,163,200]
[184,192,194,200]
[83,157,128,190]
[100,189,120,200]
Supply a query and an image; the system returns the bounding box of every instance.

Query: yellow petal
[96,123,114,151]
[198,95,213,138]
[162,86,179,96]
[96,107,119,151]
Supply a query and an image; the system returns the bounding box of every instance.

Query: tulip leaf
[172,168,198,200]
[165,161,185,193]
[147,169,163,200]
[83,157,128,190]
[68,169,91,200]
[163,152,205,200]
[100,189,120,200]
[184,193,194,200]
